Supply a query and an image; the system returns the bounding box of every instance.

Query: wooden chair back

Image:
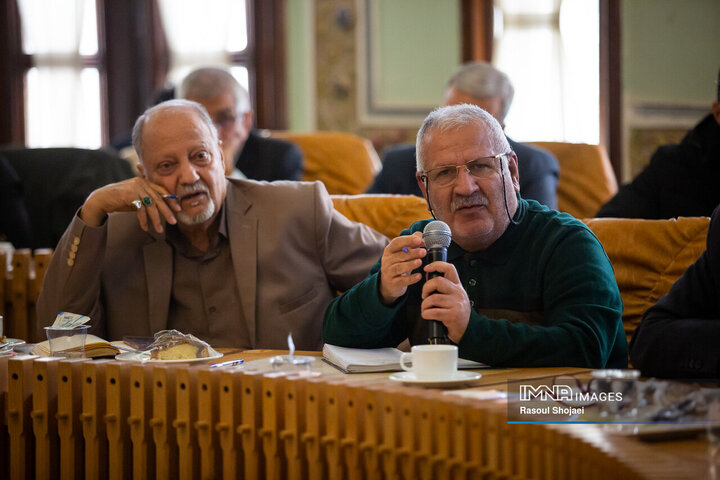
[1,249,52,343]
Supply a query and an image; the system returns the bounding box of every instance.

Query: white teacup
[400,344,458,380]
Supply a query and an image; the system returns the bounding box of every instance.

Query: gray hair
[179,67,251,115]
[415,104,511,171]
[131,99,219,164]
[446,62,514,122]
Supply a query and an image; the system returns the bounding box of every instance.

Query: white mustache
[451,194,488,211]
[176,181,209,199]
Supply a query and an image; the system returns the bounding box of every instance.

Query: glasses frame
[419,152,512,187]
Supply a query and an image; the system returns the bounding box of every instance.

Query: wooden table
[223,349,715,479]
[0,349,714,480]
[222,348,591,384]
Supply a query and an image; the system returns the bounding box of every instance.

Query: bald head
[132,99,219,164]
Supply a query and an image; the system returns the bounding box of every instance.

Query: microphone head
[422,220,452,249]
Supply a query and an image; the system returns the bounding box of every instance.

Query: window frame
[0,0,287,147]
[460,0,622,181]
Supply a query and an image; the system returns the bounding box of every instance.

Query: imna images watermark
[507,376,629,423]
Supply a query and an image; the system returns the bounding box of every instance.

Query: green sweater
[324,199,627,368]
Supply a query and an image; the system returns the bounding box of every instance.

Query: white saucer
[389,370,482,388]
[0,338,25,356]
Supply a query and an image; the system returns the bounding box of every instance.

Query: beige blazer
[36,179,387,350]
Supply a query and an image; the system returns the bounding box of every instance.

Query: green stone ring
[143,196,152,206]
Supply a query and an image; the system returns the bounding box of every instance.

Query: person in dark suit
[180,67,303,182]
[368,62,559,209]
[630,203,720,378]
[597,69,720,219]
[235,129,304,182]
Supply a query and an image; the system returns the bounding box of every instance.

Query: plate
[115,349,223,364]
[0,338,25,355]
[389,370,483,388]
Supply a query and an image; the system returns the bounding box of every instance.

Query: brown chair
[584,216,709,340]
[530,141,618,219]
[272,131,382,195]
[1,147,135,249]
[332,194,429,239]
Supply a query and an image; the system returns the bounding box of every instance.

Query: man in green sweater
[324,104,627,368]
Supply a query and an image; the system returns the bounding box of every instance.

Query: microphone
[422,220,452,344]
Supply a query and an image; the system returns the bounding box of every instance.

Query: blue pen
[211,358,245,368]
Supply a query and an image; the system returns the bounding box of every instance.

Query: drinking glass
[45,325,89,358]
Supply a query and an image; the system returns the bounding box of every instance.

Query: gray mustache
[176,182,209,199]
[451,194,488,211]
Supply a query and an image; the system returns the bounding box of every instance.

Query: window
[18,0,103,148]
[493,0,599,144]
[158,0,251,96]
[6,0,266,149]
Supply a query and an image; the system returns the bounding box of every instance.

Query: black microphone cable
[424,154,517,225]
[500,154,519,225]
[421,175,437,220]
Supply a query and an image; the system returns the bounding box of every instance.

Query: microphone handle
[427,246,447,267]
[426,246,449,343]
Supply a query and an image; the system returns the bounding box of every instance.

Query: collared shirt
[165,205,251,348]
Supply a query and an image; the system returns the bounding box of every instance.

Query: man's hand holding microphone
[378,221,471,344]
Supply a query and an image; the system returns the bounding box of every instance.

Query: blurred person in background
[597,68,720,219]
[368,61,559,210]
[180,67,304,182]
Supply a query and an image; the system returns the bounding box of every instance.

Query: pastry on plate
[147,330,211,360]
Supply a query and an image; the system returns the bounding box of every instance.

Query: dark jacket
[235,130,304,182]
[630,203,720,378]
[597,114,720,219]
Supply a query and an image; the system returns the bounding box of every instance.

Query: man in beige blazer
[36,100,387,350]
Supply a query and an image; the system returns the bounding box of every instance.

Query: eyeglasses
[421,152,511,187]
[212,111,238,130]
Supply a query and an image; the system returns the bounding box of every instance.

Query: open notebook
[322,343,488,373]
[32,334,119,358]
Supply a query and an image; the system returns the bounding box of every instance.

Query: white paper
[51,311,90,329]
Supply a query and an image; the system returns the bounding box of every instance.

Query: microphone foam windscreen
[422,220,452,249]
